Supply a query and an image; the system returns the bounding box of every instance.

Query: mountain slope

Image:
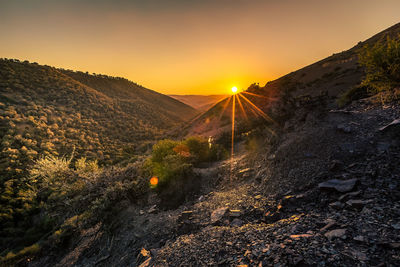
[184,22,400,138]
[169,94,228,111]
[62,70,197,122]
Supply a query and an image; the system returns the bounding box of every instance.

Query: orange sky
[1,0,400,95]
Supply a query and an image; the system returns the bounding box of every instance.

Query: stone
[351,250,368,261]
[338,190,361,201]
[379,119,400,132]
[353,235,366,242]
[337,124,352,133]
[324,229,346,240]
[229,209,242,217]
[238,168,251,174]
[329,201,344,209]
[211,207,229,224]
[264,211,281,223]
[290,234,312,239]
[320,221,336,232]
[346,199,372,209]
[179,211,193,221]
[231,218,244,227]
[392,223,400,230]
[318,178,358,193]
[139,257,152,267]
[148,205,157,214]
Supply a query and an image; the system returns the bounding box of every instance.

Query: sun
[231,86,238,94]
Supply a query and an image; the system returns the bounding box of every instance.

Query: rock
[351,250,368,261]
[139,257,152,267]
[148,205,157,214]
[263,211,281,223]
[290,234,312,239]
[391,223,400,230]
[291,256,304,265]
[229,209,242,217]
[353,235,366,242]
[290,224,303,234]
[320,221,336,232]
[345,199,372,209]
[318,178,358,193]
[329,160,344,171]
[211,207,228,224]
[231,218,244,227]
[179,211,193,221]
[324,229,346,240]
[338,190,361,201]
[137,248,151,266]
[389,242,400,249]
[379,118,400,132]
[329,201,344,209]
[337,124,352,133]
[238,168,251,174]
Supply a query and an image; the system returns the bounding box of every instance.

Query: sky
[1,0,400,95]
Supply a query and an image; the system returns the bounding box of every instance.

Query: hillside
[184,22,400,138]
[0,59,197,257]
[169,94,228,111]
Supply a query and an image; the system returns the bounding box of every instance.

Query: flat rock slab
[318,178,358,193]
[210,207,228,224]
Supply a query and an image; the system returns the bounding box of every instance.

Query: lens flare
[150,176,159,186]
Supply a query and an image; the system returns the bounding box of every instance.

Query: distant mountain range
[169,94,228,111]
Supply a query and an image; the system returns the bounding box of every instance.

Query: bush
[145,137,226,207]
[29,155,72,186]
[358,34,400,93]
[75,157,100,175]
[337,85,370,107]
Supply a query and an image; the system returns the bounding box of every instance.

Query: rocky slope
[29,95,400,267]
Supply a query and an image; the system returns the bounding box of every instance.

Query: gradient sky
[1,0,400,95]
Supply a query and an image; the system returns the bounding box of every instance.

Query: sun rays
[210,88,277,181]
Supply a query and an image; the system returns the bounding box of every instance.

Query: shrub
[337,85,370,107]
[29,155,72,186]
[75,157,100,175]
[358,34,400,93]
[145,137,226,207]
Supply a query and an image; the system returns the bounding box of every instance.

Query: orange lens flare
[150,176,159,186]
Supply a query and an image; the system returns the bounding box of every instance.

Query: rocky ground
[30,96,400,267]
